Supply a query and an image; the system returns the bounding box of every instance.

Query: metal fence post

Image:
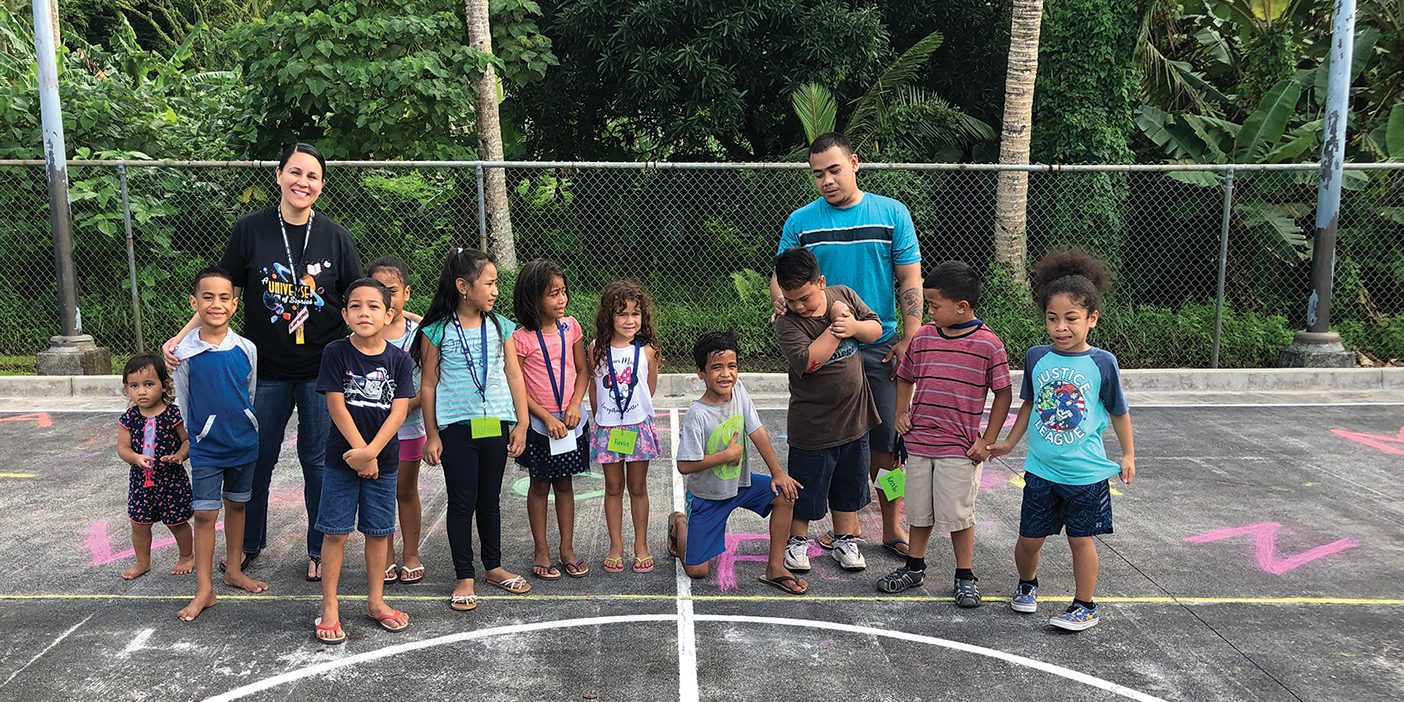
[1211,167,1234,368]
[118,164,144,353]
[475,164,488,252]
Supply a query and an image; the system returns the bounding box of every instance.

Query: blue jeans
[244,378,329,558]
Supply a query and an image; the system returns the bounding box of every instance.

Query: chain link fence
[2,161,1401,370]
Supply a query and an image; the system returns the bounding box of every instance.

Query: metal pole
[32,0,78,337]
[1306,0,1355,333]
[475,164,488,252]
[1211,168,1234,368]
[119,165,145,353]
[1280,0,1357,367]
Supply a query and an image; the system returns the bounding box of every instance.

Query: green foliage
[1031,0,1140,267]
[225,0,495,159]
[489,0,558,87]
[516,0,892,160]
[788,31,994,161]
[0,10,245,159]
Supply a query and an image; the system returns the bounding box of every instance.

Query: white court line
[199,613,1165,702]
[0,613,92,690]
[200,614,677,702]
[669,407,699,702]
[694,615,1167,702]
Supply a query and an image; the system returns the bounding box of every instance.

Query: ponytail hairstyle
[1030,250,1111,314]
[591,279,661,371]
[412,247,499,365]
[513,258,567,332]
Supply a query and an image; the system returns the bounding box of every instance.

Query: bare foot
[170,555,195,576]
[121,563,150,581]
[178,591,217,621]
[224,571,269,593]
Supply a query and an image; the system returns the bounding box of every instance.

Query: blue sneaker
[1050,603,1101,631]
[1010,582,1038,613]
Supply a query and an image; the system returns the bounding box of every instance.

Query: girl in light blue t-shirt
[413,248,533,611]
[989,251,1137,633]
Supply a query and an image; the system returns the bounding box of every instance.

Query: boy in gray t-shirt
[667,332,806,595]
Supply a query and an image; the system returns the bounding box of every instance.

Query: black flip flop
[219,550,259,574]
[305,556,322,582]
[758,574,808,596]
[667,511,683,558]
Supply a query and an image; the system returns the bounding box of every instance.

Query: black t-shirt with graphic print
[316,338,416,475]
[219,205,362,380]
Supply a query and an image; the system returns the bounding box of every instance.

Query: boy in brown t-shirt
[772,248,883,574]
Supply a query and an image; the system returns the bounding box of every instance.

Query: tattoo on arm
[900,287,922,321]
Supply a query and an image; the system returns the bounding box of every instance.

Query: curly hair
[590,279,660,370]
[1030,250,1111,313]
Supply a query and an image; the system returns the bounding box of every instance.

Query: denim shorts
[191,461,255,512]
[684,476,777,566]
[315,466,398,536]
[861,342,897,454]
[788,436,871,522]
[1018,471,1114,538]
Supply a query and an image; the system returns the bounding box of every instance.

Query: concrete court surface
[0,395,1401,701]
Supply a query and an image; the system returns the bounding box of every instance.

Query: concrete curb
[7,368,1401,402]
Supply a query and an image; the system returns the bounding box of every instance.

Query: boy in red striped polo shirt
[878,261,1013,606]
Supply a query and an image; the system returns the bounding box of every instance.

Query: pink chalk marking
[0,412,52,428]
[714,533,823,591]
[1183,522,1358,575]
[87,519,223,566]
[1331,427,1404,456]
[978,470,1006,492]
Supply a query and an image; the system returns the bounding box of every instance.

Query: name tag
[607,428,639,455]
[876,467,906,500]
[471,416,503,439]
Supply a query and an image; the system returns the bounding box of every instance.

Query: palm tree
[465,0,517,269]
[789,30,994,158]
[992,0,1045,284]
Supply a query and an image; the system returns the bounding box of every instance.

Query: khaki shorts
[905,456,982,531]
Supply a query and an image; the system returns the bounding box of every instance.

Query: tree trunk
[993,0,1044,284]
[465,0,517,269]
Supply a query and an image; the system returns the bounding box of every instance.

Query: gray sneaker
[876,566,925,593]
[831,535,867,571]
[953,577,982,608]
[784,536,811,572]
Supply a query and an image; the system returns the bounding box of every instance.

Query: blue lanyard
[949,318,984,329]
[451,312,490,404]
[536,321,568,410]
[606,341,641,417]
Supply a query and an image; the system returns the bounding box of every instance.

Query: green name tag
[877,468,906,500]
[607,428,638,454]
[471,417,503,439]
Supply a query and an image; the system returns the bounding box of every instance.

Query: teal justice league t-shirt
[1019,345,1128,486]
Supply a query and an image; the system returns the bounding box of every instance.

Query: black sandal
[218,550,259,574]
[305,556,322,582]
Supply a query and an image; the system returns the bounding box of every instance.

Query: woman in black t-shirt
[164,143,361,581]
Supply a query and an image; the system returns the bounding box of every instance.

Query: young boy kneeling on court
[314,278,416,644]
[668,332,806,594]
[772,247,882,573]
[879,261,1012,606]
